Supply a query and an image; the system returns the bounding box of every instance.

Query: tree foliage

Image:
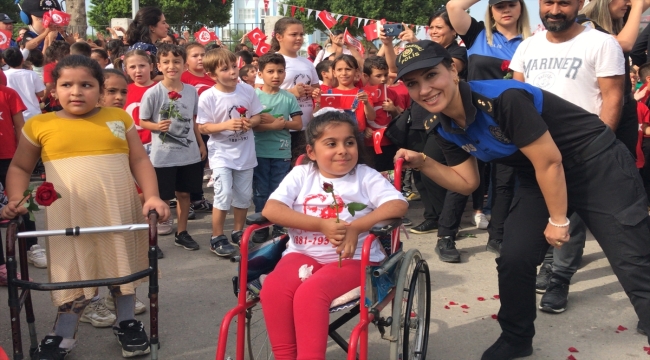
[88,0,234,31]
[0,0,26,38]
[280,0,446,35]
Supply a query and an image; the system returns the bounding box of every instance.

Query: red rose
[322,182,334,193]
[236,106,247,117]
[168,91,182,101]
[501,60,511,72]
[35,182,60,207]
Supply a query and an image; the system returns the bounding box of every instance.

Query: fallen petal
[567,355,577,360]
[568,347,579,353]
[444,305,450,309]
[477,297,486,301]
[615,331,620,333]
[493,295,500,299]
[463,311,468,313]
[461,305,470,309]
[644,346,650,351]
[491,314,498,319]
[617,325,628,331]
[449,301,458,305]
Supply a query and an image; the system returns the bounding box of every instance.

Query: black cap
[395,40,452,81]
[0,13,15,23]
[488,0,517,5]
[21,0,61,17]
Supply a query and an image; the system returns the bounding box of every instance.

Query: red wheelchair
[216,159,431,360]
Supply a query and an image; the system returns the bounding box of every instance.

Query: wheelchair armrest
[369,218,402,237]
[246,213,269,225]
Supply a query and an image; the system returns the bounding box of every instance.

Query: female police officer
[394,40,650,360]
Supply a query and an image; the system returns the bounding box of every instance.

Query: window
[238,8,255,21]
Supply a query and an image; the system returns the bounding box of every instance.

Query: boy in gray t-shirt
[139,44,207,254]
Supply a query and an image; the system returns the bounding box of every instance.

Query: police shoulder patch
[488,125,511,144]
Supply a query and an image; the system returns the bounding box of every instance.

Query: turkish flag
[42,10,70,27]
[194,27,213,45]
[256,42,270,57]
[373,128,386,154]
[247,27,266,46]
[0,30,11,50]
[318,10,337,29]
[321,94,341,109]
[364,85,381,104]
[343,29,364,56]
[363,23,379,41]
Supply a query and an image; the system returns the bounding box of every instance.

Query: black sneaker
[33,336,70,360]
[156,246,164,259]
[210,235,236,257]
[113,320,151,358]
[535,263,553,294]
[169,200,177,208]
[486,238,502,256]
[271,226,286,239]
[638,321,646,335]
[435,236,461,263]
[481,336,533,360]
[402,217,413,227]
[231,230,243,246]
[191,198,213,212]
[175,231,200,250]
[539,275,570,313]
[187,206,196,220]
[409,219,438,234]
[252,228,269,244]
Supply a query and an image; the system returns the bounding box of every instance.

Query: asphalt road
[1,190,648,359]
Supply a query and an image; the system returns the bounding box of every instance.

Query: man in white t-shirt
[2,47,45,120]
[509,0,626,318]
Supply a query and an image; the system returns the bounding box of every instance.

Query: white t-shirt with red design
[124,82,156,145]
[269,162,406,264]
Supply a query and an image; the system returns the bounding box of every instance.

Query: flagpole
[132,0,139,19]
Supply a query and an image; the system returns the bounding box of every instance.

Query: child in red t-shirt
[636,101,650,169]
[320,55,374,131]
[315,59,337,93]
[181,43,216,96]
[121,50,156,149]
[361,56,405,171]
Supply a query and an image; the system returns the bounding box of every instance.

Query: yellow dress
[23,107,148,307]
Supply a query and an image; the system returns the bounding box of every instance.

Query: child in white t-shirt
[197,48,262,257]
[2,47,45,120]
[259,109,408,359]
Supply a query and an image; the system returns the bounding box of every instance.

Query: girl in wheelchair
[260,108,408,360]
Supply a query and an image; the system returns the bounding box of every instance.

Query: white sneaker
[203,169,212,181]
[471,213,489,230]
[27,245,47,268]
[80,299,116,328]
[157,218,174,235]
[105,296,147,315]
[207,176,214,188]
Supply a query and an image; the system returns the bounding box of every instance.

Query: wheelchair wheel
[245,304,274,360]
[402,260,430,359]
[390,249,431,360]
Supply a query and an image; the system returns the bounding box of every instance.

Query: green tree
[280,0,445,36]
[0,0,26,38]
[88,0,234,32]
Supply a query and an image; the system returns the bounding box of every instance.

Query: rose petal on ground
[493,295,500,299]
[644,346,650,351]
[617,325,628,331]
[477,297,486,301]
[491,314,498,319]
[615,331,620,333]
[449,301,458,305]
[568,347,579,353]
[567,355,577,360]
[463,311,468,313]
[444,305,450,309]
[461,305,470,309]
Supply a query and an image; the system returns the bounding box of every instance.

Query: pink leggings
[260,253,362,360]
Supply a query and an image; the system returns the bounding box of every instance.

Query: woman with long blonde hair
[447,0,531,80]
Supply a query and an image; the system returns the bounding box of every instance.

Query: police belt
[562,127,616,169]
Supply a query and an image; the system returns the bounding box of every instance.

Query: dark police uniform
[431,79,650,345]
